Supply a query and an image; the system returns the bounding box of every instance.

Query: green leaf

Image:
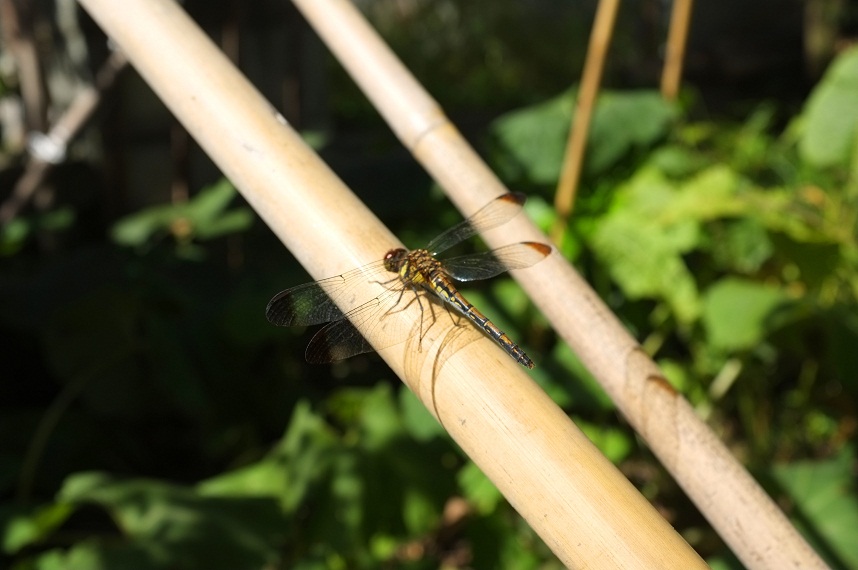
[399,388,445,441]
[458,461,502,515]
[668,165,745,223]
[199,401,338,512]
[194,208,254,239]
[771,447,858,569]
[357,384,404,450]
[37,207,76,231]
[701,278,792,351]
[544,343,614,411]
[0,208,76,255]
[183,178,238,220]
[325,385,404,451]
[799,46,858,168]
[29,541,161,570]
[1,503,74,553]
[198,459,291,499]
[590,165,761,324]
[577,421,633,463]
[710,218,774,274]
[647,145,703,178]
[57,472,286,570]
[273,401,340,511]
[110,204,176,246]
[0,217,30,255]
[489,89,571,184]
[110,179,252,247]
[587,90,678,174]
[401,487,439,536]
[590,167,702,323]
[489,89,676,185]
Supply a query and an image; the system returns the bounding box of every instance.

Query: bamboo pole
[290,1,828,569]
[551,0,620,243]
[660,0,694,101]
[76,0,706,567]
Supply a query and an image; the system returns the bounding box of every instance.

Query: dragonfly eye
[384,248,406,261]
[383,248,407,271]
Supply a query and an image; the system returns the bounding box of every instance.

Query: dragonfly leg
[371,275,401,288]
[374,284,434,352]
[443,304,462,327]
[406,285,430,353]
[382,285,422,318]
[417,288,442,352]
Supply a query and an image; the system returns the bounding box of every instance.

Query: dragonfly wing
[304,287,428,363]
[305,317,374,363]
[265,260,389,326]
[426,193,527,255]
[442,242,551,282]
[266,282,344,326]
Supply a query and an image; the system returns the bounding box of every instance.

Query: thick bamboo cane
[289,1,828,569]
[75,0,709,567]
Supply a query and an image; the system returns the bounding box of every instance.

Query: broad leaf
[799,46,858,168]
[702,278,792,351]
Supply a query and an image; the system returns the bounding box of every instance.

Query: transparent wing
[442,242,551,282]
[303,288,425,363]
[304,316,371,363]
[265,260,388,326]
[426,192,527,255]
[266,261,431,364]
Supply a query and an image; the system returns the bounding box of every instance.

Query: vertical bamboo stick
[551,0,620,243]
[661,0,694,101]
[76,0,707,567]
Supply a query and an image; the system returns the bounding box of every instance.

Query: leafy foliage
[489,47,858,568]
[772,447,858,570]
[111,179,255,256]
[799,48,858,168]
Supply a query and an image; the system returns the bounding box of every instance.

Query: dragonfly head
[383,248,408,272]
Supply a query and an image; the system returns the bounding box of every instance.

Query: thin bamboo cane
[551,0,620,243]
[661,0,694,101]
[76,0,706,567]
[290,1,829,569]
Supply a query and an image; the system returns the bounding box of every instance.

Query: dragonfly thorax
[384,248,443,288]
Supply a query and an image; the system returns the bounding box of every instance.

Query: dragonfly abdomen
[429,273,535,369]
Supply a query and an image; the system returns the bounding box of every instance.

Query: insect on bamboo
[266,193,551,368]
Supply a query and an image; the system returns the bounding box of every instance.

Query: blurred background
[1,0,857,568]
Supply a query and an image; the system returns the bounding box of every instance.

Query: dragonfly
[265,193,551,368]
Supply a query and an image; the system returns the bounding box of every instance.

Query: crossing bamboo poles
[290,2,826,569]
[75,0,825,568]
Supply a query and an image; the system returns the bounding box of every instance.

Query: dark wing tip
[522,242,552,258]
[265,291,290,325]
[502,192,527,207]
